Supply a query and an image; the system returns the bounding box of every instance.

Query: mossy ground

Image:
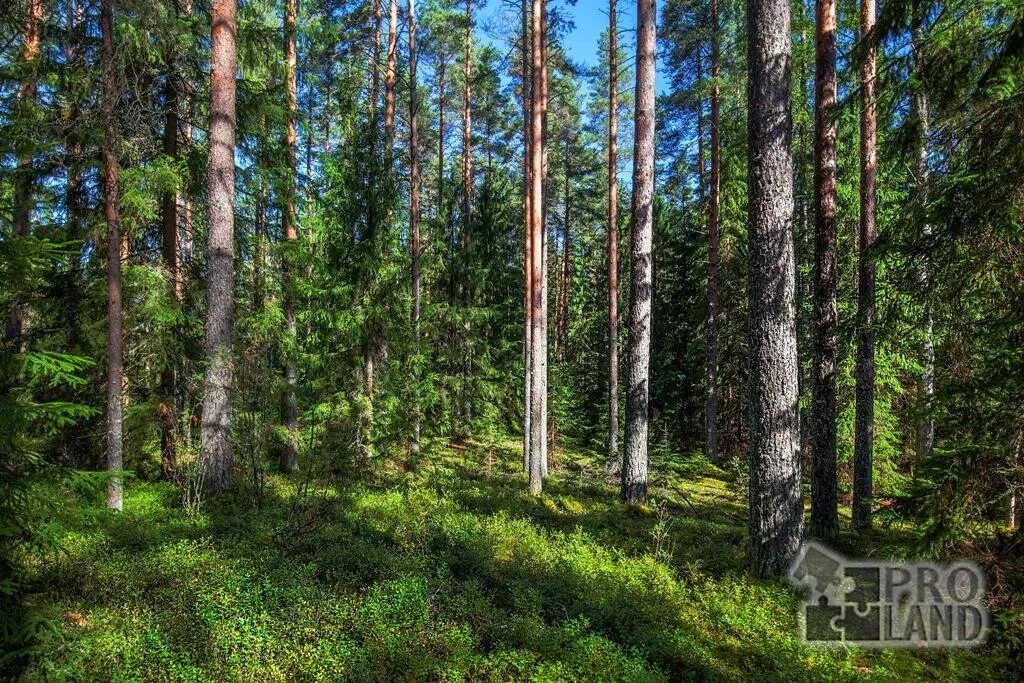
[21,437,1017,681]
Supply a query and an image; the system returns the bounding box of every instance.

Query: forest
[1,0,1022,678]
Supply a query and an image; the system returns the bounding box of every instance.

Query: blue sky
[476,0,667,96]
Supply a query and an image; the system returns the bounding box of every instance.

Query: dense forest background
[2,0,1022,678]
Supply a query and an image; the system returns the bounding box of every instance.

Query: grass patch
[19,437,1019,681]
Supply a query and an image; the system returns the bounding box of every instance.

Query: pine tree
[606,0,620,473]
[201,0,239,492]
[621,0,656,506]
[810,0,838,540]
[102,0,123,512]
[852,0,877,531]
[280,0,299,474]
[746,0,803,576]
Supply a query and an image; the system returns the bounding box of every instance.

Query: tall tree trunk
[6,0,43,345]
[102,0,124,512]
[200,0,238,492]
[696,49,705,206]
[810,0,838,540]
[853,0,877,530]
[280,0,299,473]
[522,0,533,472]
[409,0,421,450]
[160,32,181,480]
[746,0,803,576]
[621,0,656,506]
[706,0,721,464]
[65,0,85,349]
[912,0,934,463]
[462,0,473,244]
[538,0,549,478]
[437,47,446,222]
[370,0,382,110]
[385,0,398,154]
[606,0,619,472]
[527,0,546,494]
[556,144,571,361]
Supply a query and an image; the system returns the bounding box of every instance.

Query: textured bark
[101,0,123,512]
[539,0,549,479]
[853,0,877,531]
[522,0,533,471]
[409,0,421,449]
[555,147,570,361]
[200,0,238,492]
[912,0,934,463]
[706,0,721,464]
[809,0,838,540]
[279,0,299,474]
[385,0,398,154]
[159,21,183,479]
[527,0,546,494]
[621,0,656,506]
[371,0,382,110]
[461,0,473,244]
[437,48,446,221]
[606,0,619,473]
[746,0,803,576]
[6,0,43,344]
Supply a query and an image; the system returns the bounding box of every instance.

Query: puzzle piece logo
[788,541,990,648]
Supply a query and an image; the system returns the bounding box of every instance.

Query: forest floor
[21,436,1019,681]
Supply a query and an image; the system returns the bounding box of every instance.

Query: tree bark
[746,0,803,576]
[706,0,721,465]
[853,0,877,531]
[621,0,656,506]
[527,0,546,494]
[606,0,619,473]
[385,0,398,154]
[102,0,124,512]
[462,0,473,244]
[556,142,571,360]
[912,0,934,464]
[409,0,421,450]
[371,0,382,111]
[279,0,299,474]
[6,0,43,345]
[538,0,549,479]
[809,0,838,540]
[200,0,238,492]
[522,0,533,472]
[160,32,181,480]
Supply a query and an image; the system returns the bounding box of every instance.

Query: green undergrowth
[18,437,1017,681]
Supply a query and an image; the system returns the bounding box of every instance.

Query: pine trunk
[746,0,803,576]
[621,0,656,506]
[409,0,422,450]
[810,0,839,540]
[280,0,299,474]
[522,0,533,471]
[462,0,473,244]
[527,0,546,494]
[606,0,619,473]
[853,0,877,531]
[102,0,124,511]
[385,0,398,155]
[6,0,42,345]
[706,0,721,464]
[160,41,180,480]
[912,0,934,463]
[539,0,549,478]
[200,0,238,492]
